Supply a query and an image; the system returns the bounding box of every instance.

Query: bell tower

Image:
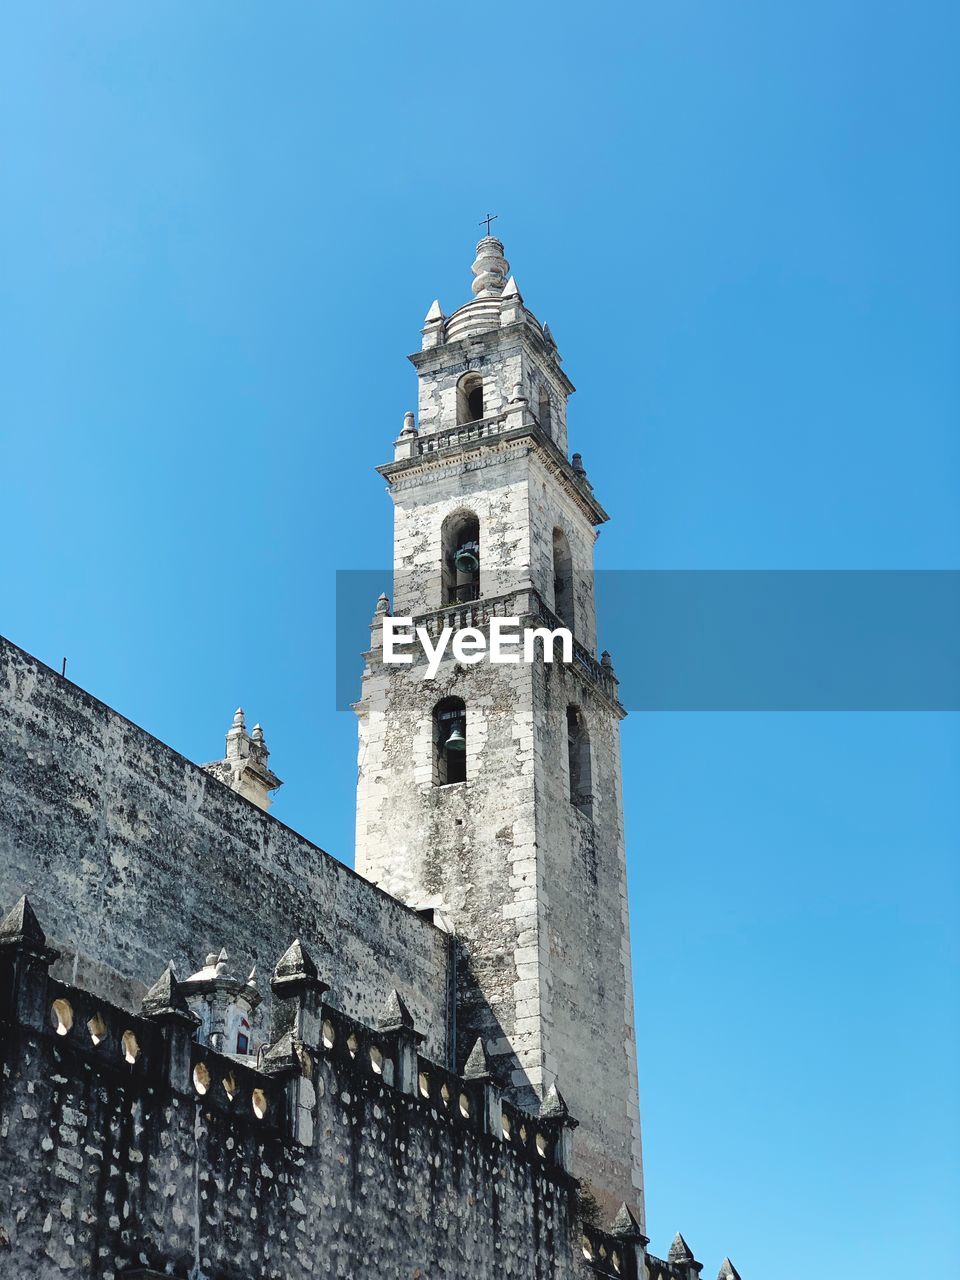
[354,235,644,1222]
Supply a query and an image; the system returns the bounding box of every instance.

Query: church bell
[454,541,479,575]
[444,724,466,753]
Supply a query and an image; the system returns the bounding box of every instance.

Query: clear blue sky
[2,4,957,1276]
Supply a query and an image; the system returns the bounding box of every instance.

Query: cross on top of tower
[478,212,498,236]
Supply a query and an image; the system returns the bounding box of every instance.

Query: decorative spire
[471,237,510,299]
[669,1233,697,1264]
[400,410,417,437]
[424,298,444,323]
[501,275,521,300]
[717,1260,741,1280]
[204,702,282,811]
[571,452,594,492]
[0,896,47,948]
[463,1036,491,1081]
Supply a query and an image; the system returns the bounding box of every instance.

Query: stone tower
[354,235,643,1221]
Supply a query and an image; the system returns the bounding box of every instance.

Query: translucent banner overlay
[336,570,960,712]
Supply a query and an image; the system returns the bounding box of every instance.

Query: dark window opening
[552,528,574,629]
[434,697,467,786]
[567,705,593,819]
[457,373,485,425]
[538,388,552,438]
[468,385,484,420]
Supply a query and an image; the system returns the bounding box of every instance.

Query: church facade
[0,237,743,1280]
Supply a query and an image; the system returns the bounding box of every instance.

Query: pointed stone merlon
[379,988,423,1096]
[611,1202,647,1243]
[717,1259,742,1280]
[500,274,523,326]
[463,1036,502,1137]
[668,1233,704,1280]
[265,939,328,1145]
[270,939,329,1050]
[0,896,59,1031]
[202,708,282,811]
[0,896,50,951]
[140,964,201,1092]
[538,1082,579,1173]
[421,298,446,350]
[394,409,419,460]
[611,1202,650,1278]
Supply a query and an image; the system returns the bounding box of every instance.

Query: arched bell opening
[433,696,467,786]
[538,387,552,439]
[441,511,481,605]
[552,528,574,630]
[456,372,485,425]
[566,705,593,819]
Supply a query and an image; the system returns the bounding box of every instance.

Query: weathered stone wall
[0,956,599,1280]
[356,644,540,1078]
[526,450,599,653]
[533,656,645,1222]
[355,628,643,1225]
[0,636,452,1063]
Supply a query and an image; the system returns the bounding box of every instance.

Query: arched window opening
[442,512,480,605]
[457,373,485,425]
[538,388,552,438]
[566,706,593,818]
[434,697,467,786]
[552,528,574,630]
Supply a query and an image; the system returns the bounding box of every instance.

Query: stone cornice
[378,416,608,527]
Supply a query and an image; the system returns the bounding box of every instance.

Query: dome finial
[471,235,509,299]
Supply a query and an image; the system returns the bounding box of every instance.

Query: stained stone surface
[0,635,452,1064]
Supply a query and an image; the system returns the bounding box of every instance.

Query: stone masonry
[0,636,451,1062]
[0,894,717,1280]
[355,237,642,1223]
